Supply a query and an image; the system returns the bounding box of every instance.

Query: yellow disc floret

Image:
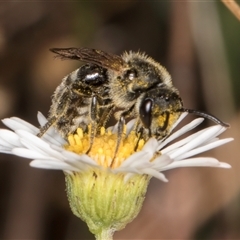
[64,126,145,169]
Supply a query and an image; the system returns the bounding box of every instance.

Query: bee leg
[131,118,144,151]
[37,116,57,137]
[134,126,144,151]
[111,105,135,165]
[86,95,98,154]
[97,105,115,133]
[110,115,125,166]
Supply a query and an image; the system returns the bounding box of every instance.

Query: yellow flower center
[64,126,145,169]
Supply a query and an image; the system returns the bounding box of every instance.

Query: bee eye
[139,98,153,129]
[125,69,137,80]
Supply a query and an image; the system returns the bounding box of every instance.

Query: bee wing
[50,47,126,71]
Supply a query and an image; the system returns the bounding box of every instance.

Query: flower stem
[95,229,113,240]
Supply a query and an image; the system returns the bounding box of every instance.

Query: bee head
[139,87,183,139]
[139,87,229,140]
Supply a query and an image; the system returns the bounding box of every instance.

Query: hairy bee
[38,48,229,153]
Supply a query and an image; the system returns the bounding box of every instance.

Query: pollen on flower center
[64,126,145,168]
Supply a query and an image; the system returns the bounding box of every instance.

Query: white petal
[2,117,38,134]
[12,148,57,160]
[158,118,204,150]
[160,125,221,155]
[142,138,158,153]
[161,132,200,155]
[0,146,12,154]
[140,168,168,182]
[37,112,48,126]
[126,119,137,135]
[16,130,66,160]
[151,154,173,169]
[161,157,231,171]
[109,121,119,133]
[175,138,234,160]
[36,112,66,146]
[120,151,152,168]
[0,129,22,147]
[219,162,232,168]
[116,165,168,182]
[40,132,66,146]
[0,112,232,179]
[50,145,95,169]
[20,139,51,157]
[169,125,225,159]
[30,160,79,171]
[60,150,98,166]
[0,136,17,148]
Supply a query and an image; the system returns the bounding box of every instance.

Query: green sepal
[65,168,150,238]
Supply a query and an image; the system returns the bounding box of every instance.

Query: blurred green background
[0,1,239,239]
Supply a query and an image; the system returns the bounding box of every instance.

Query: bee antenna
[182,108,230,128]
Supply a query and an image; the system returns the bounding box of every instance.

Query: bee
[38,48,229,153]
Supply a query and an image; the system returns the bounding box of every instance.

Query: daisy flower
[0,112,232,240]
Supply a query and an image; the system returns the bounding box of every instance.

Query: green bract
[66,169,150,240]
